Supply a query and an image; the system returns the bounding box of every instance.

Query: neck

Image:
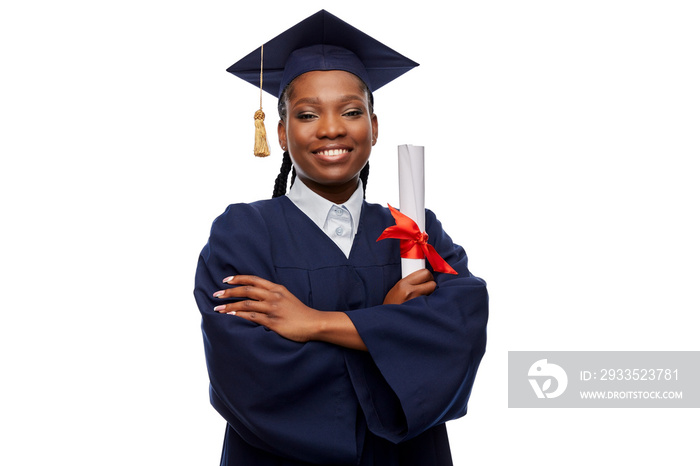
[297,176,360,204]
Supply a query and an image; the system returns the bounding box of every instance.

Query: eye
[343,109,363,117]
[296,112,317,120]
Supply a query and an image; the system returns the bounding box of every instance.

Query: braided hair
[272,151,295,198]
[272,77,374,199]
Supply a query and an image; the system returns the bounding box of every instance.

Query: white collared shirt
[287,179,363,258]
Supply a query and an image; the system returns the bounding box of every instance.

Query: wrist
[313,311,338,342]
[313,312,367,351]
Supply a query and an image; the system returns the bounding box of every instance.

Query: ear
[371,113,378,146]
[277,119,287,151]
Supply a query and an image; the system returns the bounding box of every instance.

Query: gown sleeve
[194,204,359,465]
[344,209,488,443]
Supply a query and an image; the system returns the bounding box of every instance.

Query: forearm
[313,311,368,351]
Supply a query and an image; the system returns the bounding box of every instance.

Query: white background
[1,1,698,464]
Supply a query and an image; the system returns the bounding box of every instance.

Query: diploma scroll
[398,144,425,278]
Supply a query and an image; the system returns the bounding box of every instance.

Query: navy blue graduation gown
[194,197,488,465]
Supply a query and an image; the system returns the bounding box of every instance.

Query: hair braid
[272,151,293,198]
[360,162,369,199]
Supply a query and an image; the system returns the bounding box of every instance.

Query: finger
[402,268,434,285]
[223,275,278,290]
[228,310,269,325]
[213,285,272,302]
[214,298,267,314]
[414,280,437,296]
[405,280,437,301]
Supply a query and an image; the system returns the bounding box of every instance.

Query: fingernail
[222,276,234,283]
[214,305,226,312]
[213,290,224,298]
[227,311,237,316]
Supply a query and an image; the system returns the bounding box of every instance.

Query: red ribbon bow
[376,205,457,275]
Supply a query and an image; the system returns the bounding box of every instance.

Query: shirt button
[335,227,344,236]
[334,208,344,216]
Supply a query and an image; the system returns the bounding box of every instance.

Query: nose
[316,113,346,139]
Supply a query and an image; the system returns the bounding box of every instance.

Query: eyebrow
[292,94,365,106]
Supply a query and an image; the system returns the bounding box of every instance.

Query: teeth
[317,149,349,156]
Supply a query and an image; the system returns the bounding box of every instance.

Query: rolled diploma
[398,144,425,278]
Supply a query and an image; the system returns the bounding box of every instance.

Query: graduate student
[194,10,488,466]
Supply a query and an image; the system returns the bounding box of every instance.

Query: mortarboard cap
[227,9,419,98]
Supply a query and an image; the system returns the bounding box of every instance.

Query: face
[277,70,378,200]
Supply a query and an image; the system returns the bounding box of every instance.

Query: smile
[314,148,351,157]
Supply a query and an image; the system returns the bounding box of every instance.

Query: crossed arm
[210,269,437,351]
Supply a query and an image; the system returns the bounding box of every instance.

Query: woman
[194,10,488,466]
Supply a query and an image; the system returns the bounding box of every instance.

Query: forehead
[285,70,368,102]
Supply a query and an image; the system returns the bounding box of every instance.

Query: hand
[213,275,321,343]
[383,269,436,305]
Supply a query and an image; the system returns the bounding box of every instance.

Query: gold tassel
[253,109,270,157]
[253,45,270,157]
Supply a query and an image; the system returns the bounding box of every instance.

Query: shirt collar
[287,179,364,235]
